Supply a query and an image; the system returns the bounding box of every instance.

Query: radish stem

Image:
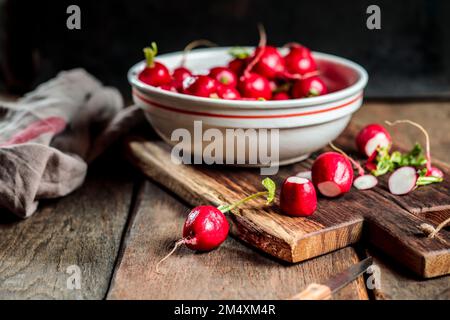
[329,142,365,176]
[218,191,269,214]
[179,39,218,67]
[385,120,432,173]
[143,42,158,68]
[242,23,267,78]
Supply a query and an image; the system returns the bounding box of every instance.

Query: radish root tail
[180,39,218,67]
[155,238,186,274]
[242,23,267,78]
[385,120,432,172]
[329,142,365,176]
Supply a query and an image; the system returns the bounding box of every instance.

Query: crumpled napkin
[0,69,141,218]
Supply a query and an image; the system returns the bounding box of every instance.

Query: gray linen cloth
[0,69,141,218]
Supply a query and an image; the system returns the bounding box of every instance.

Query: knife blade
[290,257,373,300]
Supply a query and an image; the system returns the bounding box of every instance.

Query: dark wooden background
[1,0,450,98]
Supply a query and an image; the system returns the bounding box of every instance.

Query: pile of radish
[157,120,444,269]
[281,120,444,216]
[138,26,327,101]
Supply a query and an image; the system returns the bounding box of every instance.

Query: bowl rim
[128,47,368,110]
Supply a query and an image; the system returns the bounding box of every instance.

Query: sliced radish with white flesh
[296,170,312,181]
[356,124,392,158]
[353,175,378,190]
[388,167,417,195]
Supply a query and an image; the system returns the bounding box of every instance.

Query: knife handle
[290,283,332,300]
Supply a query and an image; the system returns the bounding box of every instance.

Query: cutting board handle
[290,283,332,300]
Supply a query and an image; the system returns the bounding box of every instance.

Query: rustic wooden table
[0,99,449,300]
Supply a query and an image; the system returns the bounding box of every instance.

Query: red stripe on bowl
[133,89,362,119]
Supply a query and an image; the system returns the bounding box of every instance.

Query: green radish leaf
[417,176,443,186]
[262,177,276,204]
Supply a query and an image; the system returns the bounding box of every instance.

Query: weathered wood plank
[126,138,364,264]
[367,248,450,300]
[0,154,135,299]
[125,128,449,277]
[107,181,368,300]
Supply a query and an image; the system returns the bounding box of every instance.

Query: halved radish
[311,152,353,197]
[388,166,417,195]
[296,170,312,181]
[280,176,317,216]
[353,175,378,190]
[356,124,392,158]
[329,142,378,191]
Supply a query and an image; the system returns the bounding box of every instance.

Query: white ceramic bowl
[128,47,368,167]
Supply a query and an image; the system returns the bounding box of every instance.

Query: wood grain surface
[0,154,135,299]
[0,96,448,299]
[125,122,449,278]
[107,181,368,300]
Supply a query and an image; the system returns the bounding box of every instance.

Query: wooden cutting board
[125,124,450,278]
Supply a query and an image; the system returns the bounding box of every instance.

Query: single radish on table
[291,76,327,98]
[156,178,276,273]
[280,176,317,216]
[356,124,392,158]
[208,67,238,87]
[329,142,378,190]
[311,152,353,197]
[138,42,172,87]
[184,75,219,98]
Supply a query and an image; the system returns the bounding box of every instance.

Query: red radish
[172,67,192,91]
[228,57,249,76]
[388,166,417,195]
[159,83,177,92]
[253,46,286,80]
[184,75,219,98]
[138,42,172,87]
[272,92,290,100]
[427,167,444,178]
[284,43,317,76]
[172,39,216,91]
[292,76,327,98]
[311,152,353,197]
[385,120,443,178]
[208,67,238,87]
[155,178,276,273]
[353,175,378,190]
[356,124,392,158]
[280,176,317,216]
[296,170,312,181]
[329,142,378,191]
[182,205,229,251]
[238,72,272,100]
[217,85,241,100]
